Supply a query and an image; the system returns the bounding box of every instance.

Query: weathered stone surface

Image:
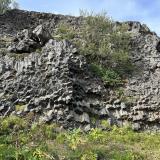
[0,35,108,129]
[8,24,52,53]
[0,9,160,131]
[32,24,52,45]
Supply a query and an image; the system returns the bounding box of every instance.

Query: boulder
[8,24,51,53]
[32,24,52,45]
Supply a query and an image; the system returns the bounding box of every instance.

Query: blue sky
[18,0,160,35]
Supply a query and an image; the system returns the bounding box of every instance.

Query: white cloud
[97,0,160,35]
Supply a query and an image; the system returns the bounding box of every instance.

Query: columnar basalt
[0,10,160,131]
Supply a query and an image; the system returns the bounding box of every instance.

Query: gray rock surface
[124,23,160,131]
[8,24,52,53]
[0,9,160,131]
[0,36,109,129]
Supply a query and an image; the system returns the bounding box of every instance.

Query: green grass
[90,63,122,86]
[0,116,160,160]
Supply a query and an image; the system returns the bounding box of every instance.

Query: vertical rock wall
[0,10,160,131]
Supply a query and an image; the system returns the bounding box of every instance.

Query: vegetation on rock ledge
[54,10,134,87]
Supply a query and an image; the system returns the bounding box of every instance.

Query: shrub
[30,123,58,141]
[100,120,112,129]
[0,116,27,133]
[81,151,98,160]
[110,151,144,160]
[54,22,76,40]
[87,128,105,143]
[79,10,133,77]
[53,11,134,86]
[0,0,12,14]
[65,129,86,150]
[91,63,122,86]
[0,0,19,14]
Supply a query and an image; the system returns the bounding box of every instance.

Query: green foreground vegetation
[0,115,160,160]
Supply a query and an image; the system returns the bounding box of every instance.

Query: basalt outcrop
[0,9,160,131]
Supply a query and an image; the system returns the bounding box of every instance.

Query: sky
[18,0,160,35]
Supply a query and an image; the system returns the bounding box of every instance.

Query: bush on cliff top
[54,10,133,86]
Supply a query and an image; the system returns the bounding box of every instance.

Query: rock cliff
[0,9,160,131]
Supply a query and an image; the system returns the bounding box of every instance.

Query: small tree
[0,0,18,14]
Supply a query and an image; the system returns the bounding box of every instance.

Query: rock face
[0,10,160,131]
[125,22,160,131]
[0,9,82,36]
[0,36,108,130]
[8,24,52,53]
